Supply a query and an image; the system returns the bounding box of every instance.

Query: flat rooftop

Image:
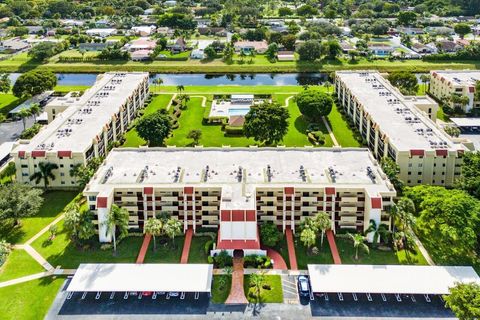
[336,71,459,152]
[12,72,148,154]
[85,147,395,210]
[433,70,480,87]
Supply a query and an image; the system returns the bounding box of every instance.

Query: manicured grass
[143,237,184,263]
[3,191,79,244]
[56,49,101,59]
[187,236,212,264]
[54,85,91,93]
[295,237,334,270]
[436,106,450,122]
[336,237,428,265]
[32,224,143,268]
[326,102,362,147]
[0,276,65,320]
[211,275,231,303]
[273,236,290,269]
[0,249,44,282]
[0,93,23,116]
[167,96,255,147]
[122,94,173,147]
[244,274,283,303]
[154,85,304,94]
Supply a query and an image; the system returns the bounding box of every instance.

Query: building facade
[335,71,464,187]
[83,147,396,245]
[430,70,480,113]
[11,72,149,188]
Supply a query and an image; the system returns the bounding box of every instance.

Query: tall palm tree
[365,219,389,246]
[29,162,58,190]
[347,233,369,260]
[163,217,182,247]
[300,227,316,251]
[313,212,330,247]
[17,108,31,131]
[176,84,185,93]
[144,217,163,251]
[105,204,129,255]
[419,74,430,93]
[152,78,163,93]
[29,103,41,122]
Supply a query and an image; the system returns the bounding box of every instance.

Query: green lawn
[3,191,78,244]
[154,85,304,95]
[122,94,173,147]
[143,236,184,263]
[244,275,283,303]
[0,93,23,117]
[273,236,290,269]
[32,224,143,268]
[336,237,428,265]
[187,236,212,264]
[0,276,65,320]
[326,102,362,147]
[0,249,44,282]
[295,237,334,270]
[54,85,92,93]
[211,275,231,303]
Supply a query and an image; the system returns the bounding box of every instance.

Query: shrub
[204,239,214,255]
[213,250,233,268]
[0,240,11,267]
[259,222,283,247]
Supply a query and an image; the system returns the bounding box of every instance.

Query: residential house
[190,49,205,59]
[86,28,117,38]
[340,41,355,54]
[171,38,187,53]
[125,38,156,52]
[157,27,175,37]
[368,43,395,56]
[131,50,152,61]
[131,25,156,37]
[411,42,435,54]
[436,40,462,52]
[234,40,268,54]
[0,37,30,53]
[277,51,295,61]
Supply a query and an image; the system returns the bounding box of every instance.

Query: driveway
[0,116,35,144]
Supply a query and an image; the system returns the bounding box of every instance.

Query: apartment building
[84,147,396,246]
[430,70,480,112]
[335,71,464,187]
[11,72,149,188]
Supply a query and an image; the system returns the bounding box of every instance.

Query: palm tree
[250,271,266,302]
[313,212,330,248]
[176,84,185,93]
[144,217,163,251]
[29,162,58,190]
[152,78,163,93]
[419,74,430,93]
[163,217,182,247]
[17,108,31,131]
[105,204,129,255]
[300,227,316,251]
[347,233,369,260]
[365,219,389,246]
[29,103,41,122]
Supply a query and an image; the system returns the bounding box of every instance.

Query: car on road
[297,275,310,297]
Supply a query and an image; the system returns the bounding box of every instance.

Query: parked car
[297,275,310,297]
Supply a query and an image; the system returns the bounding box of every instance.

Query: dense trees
[158,13,196,31]
[243,102,289,145]
[136,110,173,146]
[295,89,333,122]
[69,157,103,188]
[105,204,130,255]
[0,183,43,227]
[381,157,404,193]
[297,40,322,61]
[12,70,57,98]
[444,283,480,320]
[64,203,95,244]
[454,23,472,39]
[259,222,283,247]
[387,71,419,96]
[456,152,480,199]
[28,42,65,61]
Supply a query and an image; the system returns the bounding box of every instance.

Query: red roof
[217,229,261,250]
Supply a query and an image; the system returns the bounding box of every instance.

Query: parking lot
[309,292,455,318]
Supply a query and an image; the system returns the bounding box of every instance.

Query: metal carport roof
[67,263,213,293]
[308,264,480,295]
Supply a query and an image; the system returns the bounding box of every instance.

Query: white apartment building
[430,70,480,112]
[335,71,464,187]
[83,147,396,247]
[11,72,149,188]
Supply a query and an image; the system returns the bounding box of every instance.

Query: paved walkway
[285,228,298,270]
[136,234,151,264]
[262,246,288,270]
[322,116,339,146]
[0,271,51,288]
[225,255,248,304]
[165,93,177,111]
[412,233,435,265]
[190,95,207,107]
[180,227,193,263]
[326,230,342,264]
[25,213,66,245]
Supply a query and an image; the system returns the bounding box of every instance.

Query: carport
[307,264,480,303]
[66,263,213,301]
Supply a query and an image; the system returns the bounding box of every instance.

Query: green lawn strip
[53,85,92,93]
[436,107,450,122]
[0,249,45,282]
[32,223,143,268]
[326,103,362,147]
[154,85,304,95]
[211,275,231,303]
[4,191,79,245]
[0,276,65,320]
[167,96,255,147]
[143,236,184,263]
[336,237,427,265]
[295,237,334,270]
[0,93,24,116]
[244,274,283,303]
[273,236,290,269]
[187,236,211,263]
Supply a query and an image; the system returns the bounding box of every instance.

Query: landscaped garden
[187,236,213,264]
[143,236,185,263]
[244,274,283,303]
[211,275,232,304]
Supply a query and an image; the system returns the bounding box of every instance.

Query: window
[88,196,96,201]
[60,173,65,176]
[21,164,28,168]
[61,181,65,185]
[22,173,29,177]
[417,180,422,183]
[60,164,64,168]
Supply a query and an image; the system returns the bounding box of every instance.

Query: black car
[297,275,310,297]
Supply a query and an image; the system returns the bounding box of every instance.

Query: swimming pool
[228,108,250,116]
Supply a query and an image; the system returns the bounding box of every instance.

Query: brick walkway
[285,227,298,270]
[180,227,193,264]
[262,246,288,270]
[136,234,151,264]
[225,255,248,304]
[326,230,342,264]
